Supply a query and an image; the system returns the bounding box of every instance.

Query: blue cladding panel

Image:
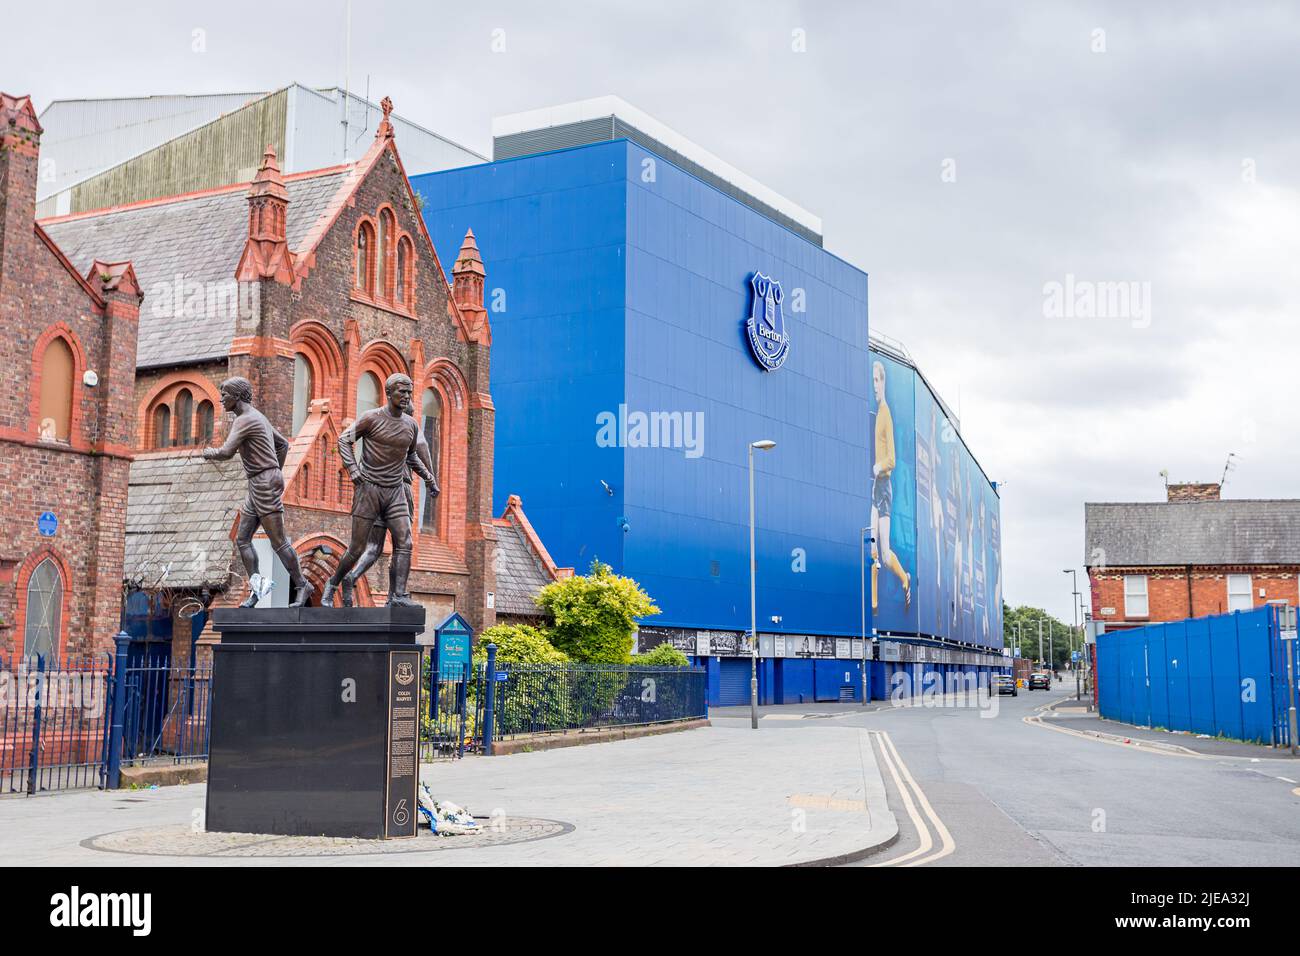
[780,659,815,704]
[412,143,631,576]
[415,140,999,647]
[621,141,870,636]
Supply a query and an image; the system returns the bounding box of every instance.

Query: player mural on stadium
[871,359,911,612]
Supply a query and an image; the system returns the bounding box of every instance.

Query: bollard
[105,631,131,790]
[481,643,497,756]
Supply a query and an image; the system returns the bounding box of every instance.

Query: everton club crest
[746,272,790,371]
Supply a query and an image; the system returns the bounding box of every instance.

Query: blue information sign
[37,511,58,537]
[435,613,473,676]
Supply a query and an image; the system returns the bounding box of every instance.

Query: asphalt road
[716,683,1300,866]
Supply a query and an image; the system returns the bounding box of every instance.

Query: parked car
[1028,672,1052,691]
[993,673,1018,696]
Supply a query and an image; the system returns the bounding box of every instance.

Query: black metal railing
[476,661,708,741]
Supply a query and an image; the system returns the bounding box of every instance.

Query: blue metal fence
[1,632,213,795]
[1096,605,1295,745]
[0,652,114,794]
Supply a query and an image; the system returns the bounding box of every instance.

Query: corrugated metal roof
[42,168,348,368]
[36,92,268,201]
[36,85,485,216]
[1084,499,1300,566]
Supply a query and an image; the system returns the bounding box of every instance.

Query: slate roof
[1084,500,1300,567]
[493,517,554,616]
[125,452,245,589]
[41,169,349,369]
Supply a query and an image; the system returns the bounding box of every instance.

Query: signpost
[432,613,474,726]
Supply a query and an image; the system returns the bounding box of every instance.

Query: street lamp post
[749,439,776,730]
[1065,569,1081,701]
[860,526,871,707]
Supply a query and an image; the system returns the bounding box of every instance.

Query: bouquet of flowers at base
[417,782,481,836]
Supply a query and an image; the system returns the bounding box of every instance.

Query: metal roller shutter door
[718,658,751,706]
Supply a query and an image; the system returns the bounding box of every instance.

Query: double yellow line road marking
[869,730,955,866]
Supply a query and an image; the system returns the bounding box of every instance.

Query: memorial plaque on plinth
[205,605,425,839]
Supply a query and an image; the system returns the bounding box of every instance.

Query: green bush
[472,623,567,666]
[472,624,573,736]
[535,559,661,664]
[631,642,690,667]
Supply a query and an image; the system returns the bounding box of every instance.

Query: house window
[175,388,193,445]
[23,557,63,661]
[153,404,172,449]
[292,353,314,435]
[1227,574,1253,612]
[197,400,214,443]
[419,388,442,531]
[38,337,75,442]
[1124,575,1149,618]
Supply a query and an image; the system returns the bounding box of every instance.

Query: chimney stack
[0,93,43,272]
[1167,482,1221,503]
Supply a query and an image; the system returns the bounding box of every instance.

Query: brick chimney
[1167,482,1220,502]
[452,228,490,344]
[235,144,294,284]
[0,92,42,277]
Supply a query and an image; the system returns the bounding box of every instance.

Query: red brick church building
[0,93,141,660]
[2,92,568,661]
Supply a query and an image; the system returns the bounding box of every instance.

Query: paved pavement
[0,723,897,866]
[1038,695,1300,758]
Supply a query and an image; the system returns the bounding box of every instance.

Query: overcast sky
[10,1,1298,623]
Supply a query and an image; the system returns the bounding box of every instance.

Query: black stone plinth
[205,606,425,840]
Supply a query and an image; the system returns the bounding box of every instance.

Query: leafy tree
[1002,603,1081,670]
[631,642,690,667]
[535,559,660,664]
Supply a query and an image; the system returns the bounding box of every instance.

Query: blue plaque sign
[38,511,58,537]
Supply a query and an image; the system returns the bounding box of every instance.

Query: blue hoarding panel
[1207,613,1244,740]
[1235,610,1274,743]
[1184,616,1216,735]
[1097,607,1281,743]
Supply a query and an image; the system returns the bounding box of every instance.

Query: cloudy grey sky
[10,1,1298,622]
